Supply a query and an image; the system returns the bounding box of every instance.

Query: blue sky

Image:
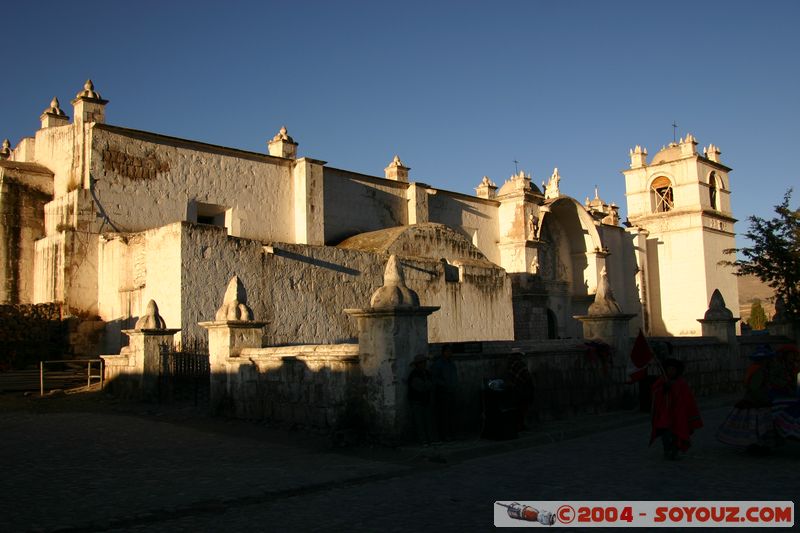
[3,1,798,232]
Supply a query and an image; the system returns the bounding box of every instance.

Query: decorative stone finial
[134,300,168,330]
[215,276,254,321]
[384,155,410,182]
[475,176,498,199]
[267,126,298,159]
[629,145,648,168]
[43,97,66,116]
[703,289,733,321]
[369,255,420,309]
[76,79,102,100]
[680,133,698,156]
[705,143,721,163]
[588,267,622,315]
[272,126,294,143]
[544,168,561,200]
[0,139,10,159]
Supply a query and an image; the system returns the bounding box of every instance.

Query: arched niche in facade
[538,197,604,295]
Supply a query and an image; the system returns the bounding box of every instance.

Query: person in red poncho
[650,358,703,460]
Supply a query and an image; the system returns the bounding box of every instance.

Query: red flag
[628,329,654,383]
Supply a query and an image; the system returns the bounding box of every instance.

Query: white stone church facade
[0,80,739,352]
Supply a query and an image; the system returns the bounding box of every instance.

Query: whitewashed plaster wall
[32,124,81,196]
[180,223,513,345]
[597,223,643,335]
[322,168,408,244]
[88,125,296,242]
[427,191,500,265]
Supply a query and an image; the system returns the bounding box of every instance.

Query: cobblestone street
[2,393,798,532]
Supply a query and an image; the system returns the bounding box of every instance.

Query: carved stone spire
[629,145,647,168]
[267,125,298,159]
[75,79,103,100]
[703,289,733,321]
[40,97,70,128]
[384,155,410,182]
[0,139,10,159]
[215,276,255,321]
[134,300,168,330]
[369,255,420,309]
[705,143,721,163]
[267,126,298,159]
[44,97,66,116]
[544,168,561,200]
[588,267,622,315]
[71,79,108,124]
[475,176,498,199]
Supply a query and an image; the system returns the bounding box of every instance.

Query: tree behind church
[748,300,768,330]
[726,189,800,320]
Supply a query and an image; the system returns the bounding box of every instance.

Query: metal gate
[159,340,209,406]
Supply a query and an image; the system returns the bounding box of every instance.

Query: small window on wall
[651,177,674,213]
[194,202,227,230]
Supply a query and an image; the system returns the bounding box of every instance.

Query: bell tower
[623,134,739,336]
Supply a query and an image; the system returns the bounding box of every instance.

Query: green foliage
[748,300,768,330]
[725,189,800,320]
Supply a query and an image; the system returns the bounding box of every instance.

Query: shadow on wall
[272,248,361,277]
[0,303,68,370]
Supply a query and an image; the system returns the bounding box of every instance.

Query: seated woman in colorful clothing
[650,358,703,460]
[716,344,777,454]
[770,344,800,441]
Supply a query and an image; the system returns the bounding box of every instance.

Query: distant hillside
[738,274,776,323]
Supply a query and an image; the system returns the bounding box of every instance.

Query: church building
[0,80,739,353]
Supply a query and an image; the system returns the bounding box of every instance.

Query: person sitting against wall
[650,358,703,460]
[716,344,777,455]
[408,353,435,446]
[431,343,459,441]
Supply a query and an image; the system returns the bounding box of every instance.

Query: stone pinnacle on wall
[0,139,10,159]
[588,267,622,315]
[75,79,103,101]
[384,155,410,182]
[215,276,255,321]
[267,126,298,159]
[43,97,66,117]
[134,299,168,330]
[369,254,420,309]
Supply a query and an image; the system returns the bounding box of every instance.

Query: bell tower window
[709,172,719,210]
[651,176,673,213]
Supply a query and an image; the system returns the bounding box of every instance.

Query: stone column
[346,255,438,441]
[102,300,178,397]
[199,276,266,410]
[574,267,635,355]
[697,289,739,344]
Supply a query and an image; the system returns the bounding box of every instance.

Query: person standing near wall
[508,349,534,431]
[431,343,459,441]
[650,358,703,460]
[408,354,435,446]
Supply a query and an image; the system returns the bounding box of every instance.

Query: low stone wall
[432,335,751,434]
[0,303,65,370]
[209,334,760,438]
[436,340,631,432]
[220,344,361,430]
